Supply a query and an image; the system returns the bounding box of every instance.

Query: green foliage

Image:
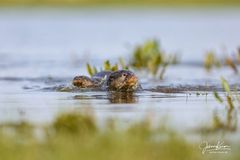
[119,57,129,70]
[87,60,128,76]
[103,60,111,71]
[0,112,209,160]
[131,40,162,74]
[127,119,151,138]
[203,50,239,73]
[86,40,179,79]
[159,62,169,80]
[52,112,97,135]
[0,121,33,136]
[213,91,223,103]
[103,60,119,71]
[213,77,236,110]
[221,77,231,94]
[211,78,239,132]
[203,51,221,71]
[87,63,98,77]
[130,40,179,78]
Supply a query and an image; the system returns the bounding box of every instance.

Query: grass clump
[85,40,179,79]
[203,49,239,74]
[52,112,97,135]
[130,39,179,79]
[87,59,128,76]
[0,112,216,160]
[1,112,240,160]
[204,51,221,71]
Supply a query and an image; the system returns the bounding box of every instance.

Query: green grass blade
[104,60,111,71]
[86,63,93,76]
[213,91,223,103]
[221,77,231,94]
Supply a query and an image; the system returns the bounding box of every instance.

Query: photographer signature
[199,141,231,154]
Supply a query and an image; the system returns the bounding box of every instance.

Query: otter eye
[122,73,127,77]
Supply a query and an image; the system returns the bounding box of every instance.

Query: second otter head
[72,76,95,88]
[106,70,139,91]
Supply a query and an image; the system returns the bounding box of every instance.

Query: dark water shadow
[73,92,138,104]
[107,92,138,104]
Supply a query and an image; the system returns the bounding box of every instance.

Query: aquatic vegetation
[87,63,98,77]
[87,60,128,76]
[210,77,239,132]
[211,109,237,132]
[87,40,178,80]
[0,112,210,160]
[0,112,239,160]
[0,121,33,136]
[130,40,179,78]
[2,112,239,160]
[225,57,238,74]
[213,77,238,109]
[52,112,97,135]
[203,50,239,74]
[196,106,237,133]
[203,51,221,72]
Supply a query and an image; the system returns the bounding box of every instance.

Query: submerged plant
[130,40,179,78]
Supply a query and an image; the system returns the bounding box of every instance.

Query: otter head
[72,76,95,88]
[107,70,139,91]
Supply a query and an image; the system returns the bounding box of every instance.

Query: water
[0,7,240,138]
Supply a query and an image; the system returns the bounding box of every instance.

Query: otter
[72,70,141,92]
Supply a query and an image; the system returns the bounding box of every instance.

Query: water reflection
[73,94,107,100]
[212,107,238,132]
[107,92,138,104]
[73,92,138,104]
[198,108,238,134]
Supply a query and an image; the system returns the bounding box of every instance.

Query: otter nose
[127,75,138,86]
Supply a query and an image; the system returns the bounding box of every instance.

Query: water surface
[0,8,240,139]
